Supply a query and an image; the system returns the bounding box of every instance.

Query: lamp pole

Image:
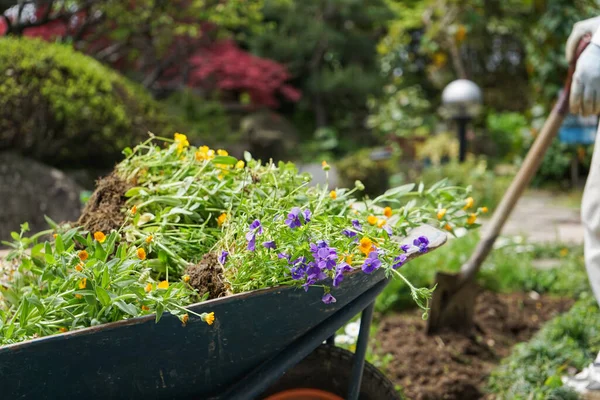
[455,116,469,163]
[441,79,482,163]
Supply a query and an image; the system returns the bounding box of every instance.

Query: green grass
[376,232,588,314]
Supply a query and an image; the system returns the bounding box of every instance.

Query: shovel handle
[458,35,591,283]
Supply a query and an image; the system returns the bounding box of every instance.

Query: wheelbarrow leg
[347,302,375,400]
[326,334,336,346]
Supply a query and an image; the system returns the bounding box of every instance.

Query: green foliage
[525,0,600,108]
[533,141,574,187]
[488,294,600,399]
[0,37,174,168]
[376,232,588,313]
[163,89,235,144]
[0,224,199,346]
[415,132,459,166]
[367,84,435,139]
[1,134,476,343]
[485,111,530,162]
[248,0,393,143]
[336,148,395,197]
[418,158,512,212]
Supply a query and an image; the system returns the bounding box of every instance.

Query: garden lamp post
[441,79,483,162]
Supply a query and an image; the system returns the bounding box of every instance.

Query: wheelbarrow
[0,225,446,400]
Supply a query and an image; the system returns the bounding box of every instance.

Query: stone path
[480,191,583,245]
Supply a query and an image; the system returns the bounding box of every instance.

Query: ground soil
[186,252,231,299]
[376,291,574,400]
[77,172,132,233]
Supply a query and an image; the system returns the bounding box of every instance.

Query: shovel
[426,36,591,335]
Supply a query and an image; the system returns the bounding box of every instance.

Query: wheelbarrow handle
[458,35,591,283]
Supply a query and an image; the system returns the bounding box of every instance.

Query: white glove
[570,43,600,116]
[566,16,600,63]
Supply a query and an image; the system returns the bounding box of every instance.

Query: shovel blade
[426,271,481,335]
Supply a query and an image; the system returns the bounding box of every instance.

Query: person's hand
[566,16,600,63]
[570,43,600,116]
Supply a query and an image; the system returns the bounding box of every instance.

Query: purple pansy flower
[218,251,229,264]
[278,252,290,260]
[285,207,302,228]
[393,254,407,269]
[343,229,357,238]
[310,240,337,271]
[285,207,311,229]
[306,263,327,281]
[246,219,263,251]
[292,256,306,265]
[322,293,337,304]
[303,209,312,223]
[361,251,381,274]
[352,219,362,231]
[290,265,307,280]
[383,224,393,236]
[413,236,430,253]
[333,262,353,287]
[263,240,277,250]
[401,244,410,253]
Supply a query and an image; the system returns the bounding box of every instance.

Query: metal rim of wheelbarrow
[263,388,344,400]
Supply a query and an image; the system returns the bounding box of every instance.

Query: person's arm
[567,17,600,116]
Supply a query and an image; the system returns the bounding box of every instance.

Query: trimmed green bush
[0,37,174,168]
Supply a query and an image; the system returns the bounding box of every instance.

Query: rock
[240,110,298,162]
[0,153,82,244]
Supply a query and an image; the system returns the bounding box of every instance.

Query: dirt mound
[186,253,231,299]
[77,173,132,233]
[376,291,573,400]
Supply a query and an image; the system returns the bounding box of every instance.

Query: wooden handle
[459,36,591,282]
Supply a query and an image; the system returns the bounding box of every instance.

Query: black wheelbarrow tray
[0,225,446,400]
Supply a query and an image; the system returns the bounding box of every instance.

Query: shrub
[0,37,174,168]
[485,111,530,162]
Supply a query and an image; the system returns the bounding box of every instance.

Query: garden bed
[376,290,573,400]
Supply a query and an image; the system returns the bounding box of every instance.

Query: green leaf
[95,241,106,262]
[544,375,562,388]
[155,302,164,323]
[44,242,53,257]
[20,222,29,233]
[10,232,20,241]
[165,207,194,217]
[116,243,126,260]
[101,267,110,288]
[212,155,237,165]
[43,216,57,229]
[95,287,111,307]
[244,151,252,162]
[124,187,144,197]
[418,182,424,194]
[115,301,139,317]
[55,234,64,254]
[20,298,30,326]
[0,286,19,307]
[384,183,415,198]
[31,243,44,258]
[27,295,45,314]
[426,178,448,194]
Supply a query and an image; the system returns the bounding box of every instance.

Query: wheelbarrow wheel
[261,345,401,400]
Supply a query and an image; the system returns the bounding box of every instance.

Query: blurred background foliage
[0,0,599,194]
